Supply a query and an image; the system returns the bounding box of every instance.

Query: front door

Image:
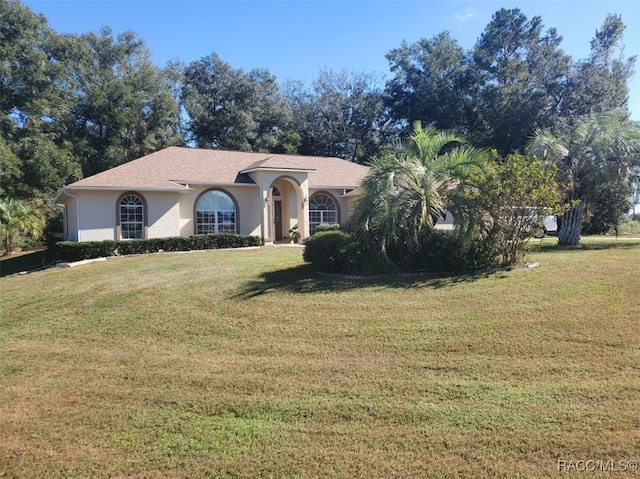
[274,200,283,241]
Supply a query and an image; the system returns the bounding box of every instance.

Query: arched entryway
[267,176,305,242]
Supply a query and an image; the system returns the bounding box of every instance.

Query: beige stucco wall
[272,179,300,238]
[63,181,360,243]
[65,185,264,242]
[67,190,182,242]
[345,195,359,219]
[75,190,119,241]
[145,192,181,238]
[283,181,299,233]
[62,195,79,242]
[243,170,310,241]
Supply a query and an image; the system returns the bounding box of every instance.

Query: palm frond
[526,129,569,162]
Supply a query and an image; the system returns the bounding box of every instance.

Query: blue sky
[23,0,640,121]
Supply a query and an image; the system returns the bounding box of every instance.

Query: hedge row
[55,233,262,262]
[314,223,342,233]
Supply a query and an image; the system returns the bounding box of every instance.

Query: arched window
[119,194,145,240]
[309,193,338,234]
[196,190,236,234]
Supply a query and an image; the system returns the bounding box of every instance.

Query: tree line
[0,0,638,252]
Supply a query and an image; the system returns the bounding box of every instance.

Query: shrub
[314,223,341,233]
[303,230,370,274]
[477,152,560,266]
[54,234,262,262]
[285,224,301,243]
[581,181,632,236]
[54,240,116,262]
[304,229,499,276]
[412,230,499,273]
[616,218,640,236]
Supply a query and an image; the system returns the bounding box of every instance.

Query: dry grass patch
[1,242,639,478]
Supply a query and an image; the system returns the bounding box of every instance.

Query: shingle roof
[240,156,315,173]
[64,147,369,191]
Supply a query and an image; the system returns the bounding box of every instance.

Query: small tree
[354,121,488,266]
[582,180,633,235]
[0,198,45,254]
[478,152,560,266]
[526,109,638,246]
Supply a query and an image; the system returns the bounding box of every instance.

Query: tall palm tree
[354,121,488,262]
[526,109,638,246]
[0,198,44,254]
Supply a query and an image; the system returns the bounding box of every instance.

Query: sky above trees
[22,0,640,121]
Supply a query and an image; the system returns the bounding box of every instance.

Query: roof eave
[311,185,361,191]
[53,187,70,204]
[59,185,192,193]
[172,181,258,187]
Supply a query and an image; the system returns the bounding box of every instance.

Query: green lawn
[1,241,639,478]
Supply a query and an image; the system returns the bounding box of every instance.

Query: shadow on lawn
[0,250,47,278]
[234,263,508,298]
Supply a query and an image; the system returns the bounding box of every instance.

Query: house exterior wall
[63,196,79,242]
[63,183,359,243]
[279,180,299,234]
[66,190,182,242]
[244,170,310,241]
[75,190,119,241]
[345,195,359,219]
[145,192,181,238]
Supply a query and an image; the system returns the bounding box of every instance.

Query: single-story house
[54,147,370,243]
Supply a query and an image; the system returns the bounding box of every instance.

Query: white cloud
[455,7,477,21]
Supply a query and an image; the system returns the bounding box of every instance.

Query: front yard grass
[1,240,639,478]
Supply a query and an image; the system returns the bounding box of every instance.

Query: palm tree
[354,121,488,262]
[0,198,45,255]
[526,109,639,246]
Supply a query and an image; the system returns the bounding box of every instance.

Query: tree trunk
[558,204,584,246]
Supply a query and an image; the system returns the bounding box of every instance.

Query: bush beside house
[302,231,368,274]
[303,229,500,276]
